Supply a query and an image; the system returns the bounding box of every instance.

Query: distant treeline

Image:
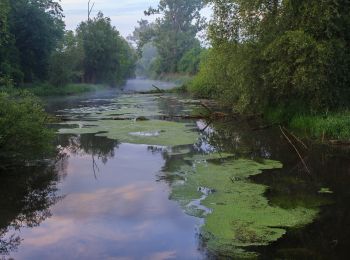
[0,0,135,87]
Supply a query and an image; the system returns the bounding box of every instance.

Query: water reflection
[58,134,120,164]
[0,164,62,256]
[3,137,204,260]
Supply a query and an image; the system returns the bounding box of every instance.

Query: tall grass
[290,112,350,141]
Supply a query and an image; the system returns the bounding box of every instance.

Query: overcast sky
[60,0,211,38]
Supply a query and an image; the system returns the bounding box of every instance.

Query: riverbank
[21,83,108,97]
[183,83,350,143]
[264,106,350,143]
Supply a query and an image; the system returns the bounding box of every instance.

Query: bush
[0,90,54,164]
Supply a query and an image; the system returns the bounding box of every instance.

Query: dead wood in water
[152,85,165,93]
[280,126,311,174]
[282,126,308,150]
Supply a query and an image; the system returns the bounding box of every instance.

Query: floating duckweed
[169,155,318,257]
[59,119,198,146]
[59,94,164,121]
[57,94,199,146]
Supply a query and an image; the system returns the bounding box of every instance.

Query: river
[1,79,350,260]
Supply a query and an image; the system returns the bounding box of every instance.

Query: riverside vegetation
[186,0,350,142]
[0,0,135,164]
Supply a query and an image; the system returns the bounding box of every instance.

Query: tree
[138,0,205,74]
[192,0,350,112]
[77,12,135,85]
[0,90,54,163]
[48,30,84,86]
[8,0,64,82]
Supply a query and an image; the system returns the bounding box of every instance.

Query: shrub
[0,90,54,164]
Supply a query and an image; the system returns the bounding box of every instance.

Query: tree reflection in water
[58,134,120,179]
[0,134,120,257]
[58,134,120,164]
[0,163,64,256]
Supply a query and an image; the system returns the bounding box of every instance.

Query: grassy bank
[22,83,107,97]
[265,107,350,142]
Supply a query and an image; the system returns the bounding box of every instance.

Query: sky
[60,0,211,38]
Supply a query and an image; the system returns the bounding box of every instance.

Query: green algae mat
[58,94,199,146]
[59,119,198,146]
[166,154,319,258]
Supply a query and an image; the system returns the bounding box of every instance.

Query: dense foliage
[0,1,135,87]
[0,1,136,165]
[0,90,54,163]
[191,0,350,113]
[131,0,206,76]
[49,13,136,86]
[78,13,135,85]
[0,0,65,84]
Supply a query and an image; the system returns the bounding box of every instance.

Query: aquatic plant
[59,119,198,146]
[58,94,200,146]
[169,155,319,258]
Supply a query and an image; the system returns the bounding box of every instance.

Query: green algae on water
[57,94,200,146]
[169,155,319,258]
[59,94,164,121]
[59,119,198,146]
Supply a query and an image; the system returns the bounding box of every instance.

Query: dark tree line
[0,0,135,87]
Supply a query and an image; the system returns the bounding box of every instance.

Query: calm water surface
[1,79,350,259]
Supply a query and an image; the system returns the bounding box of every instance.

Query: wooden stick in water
[280,125,310,174]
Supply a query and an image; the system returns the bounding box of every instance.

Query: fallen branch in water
[200,120,212,132]
[282,126,308,150]
[280,125,311,174]
[152,84,165,93]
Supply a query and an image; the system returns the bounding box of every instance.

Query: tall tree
[8,0,64,82]
[77,12,135,85]
[141,0,205,74]
[192,0,350,111]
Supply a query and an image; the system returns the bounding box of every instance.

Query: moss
[169,155,318,257]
